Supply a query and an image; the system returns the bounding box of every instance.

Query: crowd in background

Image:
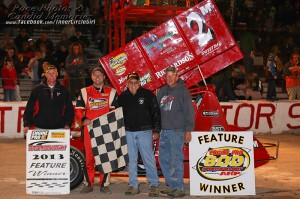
[0,26,92,101]
[0,0,299,102]
[207,0,300,101]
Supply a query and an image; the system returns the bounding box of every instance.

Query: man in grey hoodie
[156,66,195,198]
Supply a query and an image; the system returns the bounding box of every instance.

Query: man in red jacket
[75,67,118,194]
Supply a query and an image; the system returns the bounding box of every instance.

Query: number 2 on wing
[186,12,214,46]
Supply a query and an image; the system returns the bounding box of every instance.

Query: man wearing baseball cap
[156,66,194,197]
[75,66,118,194]
[119,72,161,196]
[23,65,74,136]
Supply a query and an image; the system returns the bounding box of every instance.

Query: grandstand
[1,0,298,101]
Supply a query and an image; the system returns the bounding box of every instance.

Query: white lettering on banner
[1,102,300,138]
[187,5,215,47]
[199,3,213,15]
[201,42,221,56]
[155,70,165,79]
[118,76,127,85]
[155,52,194,78]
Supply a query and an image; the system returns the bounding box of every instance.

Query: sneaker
[168,189,185,198]
[149,186,159,197]
[125,186,140,195]
[100,186,112,194]
[80,185,93,193]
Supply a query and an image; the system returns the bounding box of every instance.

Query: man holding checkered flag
[75,67,119,194]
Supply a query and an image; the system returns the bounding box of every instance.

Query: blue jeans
[159,129,185,191]
[267,78,277,100]
[126,130,159,188]
[4,89,15,101]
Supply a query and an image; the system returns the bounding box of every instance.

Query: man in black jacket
[119,73,161,197]
[23,65,74,136]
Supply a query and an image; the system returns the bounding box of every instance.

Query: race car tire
[70,146,85,190]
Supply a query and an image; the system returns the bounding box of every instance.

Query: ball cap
[127,73,140,81]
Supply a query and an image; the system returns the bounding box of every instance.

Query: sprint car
[69,85,279,190]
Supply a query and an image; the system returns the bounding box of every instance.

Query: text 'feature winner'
[189,132,255,196]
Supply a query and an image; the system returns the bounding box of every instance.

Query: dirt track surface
[1,134,300,199]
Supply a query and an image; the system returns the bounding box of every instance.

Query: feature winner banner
[26,129,70,195]
[99,0,243,94]
[189,131,255,196]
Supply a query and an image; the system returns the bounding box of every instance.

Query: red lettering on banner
[18,106,26,133]
[220,171,241,176]
[256,103,275,129]
[221,105,233,117]
[287,103,300,129]
[234,104,254,130]
[0,107,12,133]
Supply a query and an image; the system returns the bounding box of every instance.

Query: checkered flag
[88,107,128,174]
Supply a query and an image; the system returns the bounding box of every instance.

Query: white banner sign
[221,101,300,134]
[0,101,300,138]
[26,129,70,195]
[189,131,255,196]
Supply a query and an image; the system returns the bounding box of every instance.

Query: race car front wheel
[70,146,85,190]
